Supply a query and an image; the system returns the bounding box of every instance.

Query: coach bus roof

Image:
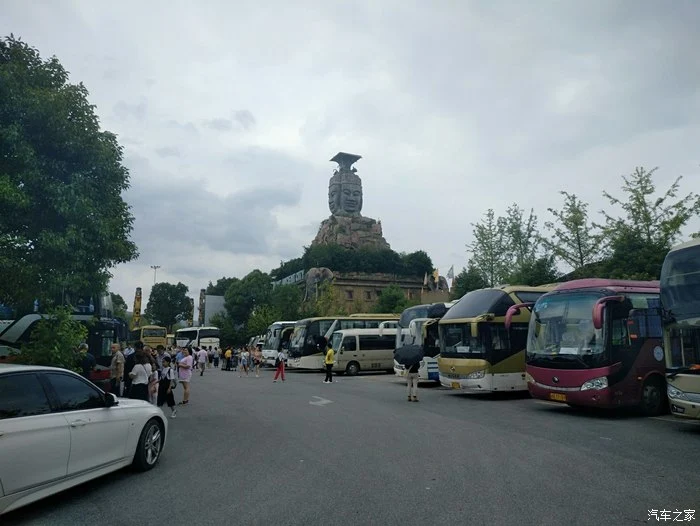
[554,278,660,294]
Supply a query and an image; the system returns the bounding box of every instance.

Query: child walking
[157,356,178,418]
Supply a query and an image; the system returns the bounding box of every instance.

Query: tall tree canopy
[145,282,192,331]
[0,36,137,307]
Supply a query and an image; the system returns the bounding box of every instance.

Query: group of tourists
[108,342,218,418]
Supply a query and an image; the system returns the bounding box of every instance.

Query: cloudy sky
[5,0,700,312]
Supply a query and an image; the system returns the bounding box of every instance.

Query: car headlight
[580,376,608,391]
[467,369,485,379]
[667,385,688,401]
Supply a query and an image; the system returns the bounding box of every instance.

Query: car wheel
[133,418,164,471]
[346,362,360,376]
[640,377,667,416]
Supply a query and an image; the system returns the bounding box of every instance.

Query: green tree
[468,209,510,287]
[450,262,488,300]
[270,284,302,321]
[210,312,245,347]
[0,36,137,307]
[506,255,560,286]
[400,250,434,277]
[373,284,409,314]
[145,282,191,331]
[597,167,700,279]
[15,306,87,370]
[541,191,601,273]
[110,292,128,319]
[206,277,237,296]
[224,270,272,323]
[504,204,539,268]
[246,305,278,338]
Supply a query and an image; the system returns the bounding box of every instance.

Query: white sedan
[0,364,167,515]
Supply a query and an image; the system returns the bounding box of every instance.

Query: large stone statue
[312,151,391,251]
[329,152,363,217]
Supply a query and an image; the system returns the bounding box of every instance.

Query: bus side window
[343,337,356,352]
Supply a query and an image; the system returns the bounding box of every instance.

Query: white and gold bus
[438,285,555,392]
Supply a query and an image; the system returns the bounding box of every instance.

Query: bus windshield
[177,329,198,341]
[440,323,485,358]
[661,243,700,322]
[198,329,220,339]
[527,293,603,360]
[143,327,166,338]
[443,289,515,320]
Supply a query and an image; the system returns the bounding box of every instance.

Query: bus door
[422,319,440,358]
[280,327,294,350]
[337,335,359,369]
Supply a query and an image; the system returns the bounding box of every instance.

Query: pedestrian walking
[239,347,249,377]
[224,347,232,371]
[407,361,420,402]
[213,347,221,368]
[273,348,286,382]
[197,347,208,376]
[157,356,177,418]
[109,343,125,396]
[178,348,193,405]
[323,339,334,384]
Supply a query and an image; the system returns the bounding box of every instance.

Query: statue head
[340,182,362,215]
[328,182,341,215]
[329,152,363,216]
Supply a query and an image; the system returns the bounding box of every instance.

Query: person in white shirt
[128,353,152,402]
[197,347,208,376]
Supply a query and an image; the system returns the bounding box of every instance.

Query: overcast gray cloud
[4,0,700,310]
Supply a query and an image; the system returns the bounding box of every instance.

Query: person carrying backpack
[158,356,177,418]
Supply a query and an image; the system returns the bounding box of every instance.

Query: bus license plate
[549,393,567,402]
[451,382,461,389]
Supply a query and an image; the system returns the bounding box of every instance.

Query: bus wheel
[346,362,360,376]
[640,377,666,416]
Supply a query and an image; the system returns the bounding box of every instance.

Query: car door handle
[69,420,88,428]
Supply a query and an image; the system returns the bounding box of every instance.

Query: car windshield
[330,332,343,350]
[527,293,604,358]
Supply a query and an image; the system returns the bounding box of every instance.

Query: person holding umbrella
[394,344,424,402]
[406,361,420,402]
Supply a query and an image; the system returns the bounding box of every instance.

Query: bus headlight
[580,376,608,391]
[467,369,485,379]
[667,385,688,401]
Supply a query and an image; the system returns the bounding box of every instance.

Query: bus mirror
[505,303,534,330]
[592,296,624,330]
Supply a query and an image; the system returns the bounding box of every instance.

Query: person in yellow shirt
[323,338,335,384]
[224,347,233,371]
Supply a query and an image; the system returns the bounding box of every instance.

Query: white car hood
[115,398,157,409]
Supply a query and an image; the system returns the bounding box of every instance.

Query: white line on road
[309,396,334,406]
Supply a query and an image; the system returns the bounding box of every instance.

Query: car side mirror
[105,393,119,407]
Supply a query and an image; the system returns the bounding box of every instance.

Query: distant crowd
[107,342,288,417]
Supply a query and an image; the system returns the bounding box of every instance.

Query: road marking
[309,396,333,406]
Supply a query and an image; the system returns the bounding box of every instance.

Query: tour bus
[129,325,168,349]
[262,321,296,366]
[288,314,399,370]
[661,239,700,420]
[0,294,128,390]
[329,328,398,375]
[175,326,221,350]
[519,278,666,415]
[394,302,456,383]
[438,285,555,392]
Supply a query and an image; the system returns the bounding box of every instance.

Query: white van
[328,328,397,376]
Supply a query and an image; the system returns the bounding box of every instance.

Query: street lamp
[150,265,161,284]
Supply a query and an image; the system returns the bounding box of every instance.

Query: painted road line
[309,396,333,406]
